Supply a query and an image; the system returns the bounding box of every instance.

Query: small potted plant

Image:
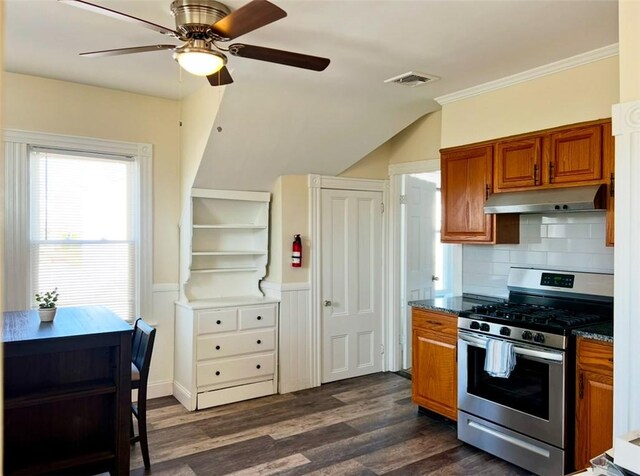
[35,288,59,322]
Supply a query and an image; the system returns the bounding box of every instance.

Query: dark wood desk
[3,306,132,475]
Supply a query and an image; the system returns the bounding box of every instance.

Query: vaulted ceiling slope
[4,1,618,191]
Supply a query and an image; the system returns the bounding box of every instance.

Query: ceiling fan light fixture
[174,41,226,76]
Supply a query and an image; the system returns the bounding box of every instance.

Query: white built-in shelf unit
[180,188,270,303]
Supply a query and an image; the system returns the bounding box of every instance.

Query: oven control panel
[540,272,575,289]
[457,317,567,350]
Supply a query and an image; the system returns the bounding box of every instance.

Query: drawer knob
[215,345,221,350]
[216,320,222,325]
[215,371,220,376]
[257,316,262,320]
[257,339,262,344]
[256,364,261,369]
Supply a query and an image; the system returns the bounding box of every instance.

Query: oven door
[458,330,566,448]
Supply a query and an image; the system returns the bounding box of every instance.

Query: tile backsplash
[462,212,614,298]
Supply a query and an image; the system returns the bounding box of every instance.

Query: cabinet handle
[256,364,261,369]
[549,162,554,183]
[610,173,615,198]
[427,320,442,326]
[215,371,221,376]
[257,316,262,321]
[579,373,584,399]
[485,184,490,201]
[216,320,221,325]
[533,163,539,185]
[215,345,220,350]
[257,339,262,344]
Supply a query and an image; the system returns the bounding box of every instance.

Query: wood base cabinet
[575,337,614,470]
[411,308,457,420]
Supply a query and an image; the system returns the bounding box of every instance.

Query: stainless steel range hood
[484,184,605,214]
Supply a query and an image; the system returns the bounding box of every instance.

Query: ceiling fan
[59,0,331,86]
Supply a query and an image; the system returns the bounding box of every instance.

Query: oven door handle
[459,333,564,363]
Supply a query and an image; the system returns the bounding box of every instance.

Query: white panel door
[404,176,436,369]
[321,189,383,383]
[406,175,437,302]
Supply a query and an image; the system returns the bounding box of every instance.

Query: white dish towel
[484,338,517,378]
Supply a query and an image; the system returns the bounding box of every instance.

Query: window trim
[4,129,152,321]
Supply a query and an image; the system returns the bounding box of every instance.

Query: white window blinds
[30,149,137,319]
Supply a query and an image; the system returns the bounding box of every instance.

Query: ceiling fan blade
[80,45,176,58]
[58,0,179,37]
[207,66,234,86]
[210,0,286,40]
[229,44,330,71]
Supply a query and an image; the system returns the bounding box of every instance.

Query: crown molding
[435,43,619,106]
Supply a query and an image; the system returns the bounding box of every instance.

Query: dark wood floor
[131,372,532,475]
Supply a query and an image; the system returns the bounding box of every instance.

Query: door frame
[388,160,463,371]
[308,174,389,387]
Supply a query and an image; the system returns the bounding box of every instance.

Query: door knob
[323,300,332,307]
[432,275,440,281]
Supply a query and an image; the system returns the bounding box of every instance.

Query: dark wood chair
[131,318,156,469]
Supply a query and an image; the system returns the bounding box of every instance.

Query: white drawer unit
[197,308,237,334]
[197,353,275,387]
[197,329,275,360]
[239,305,276,329]
[174,299,279,411]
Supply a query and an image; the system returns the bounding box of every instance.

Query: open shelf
[181,189,270,302]
[192,251,267,256]
[193,224,267,230]
[191,267,260,274]
[9,450,115,476]
[4,379,116,410]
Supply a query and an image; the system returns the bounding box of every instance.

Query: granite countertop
[572,322,613,343]
[409,294,504,316]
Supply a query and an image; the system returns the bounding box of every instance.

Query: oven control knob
[470,321,480,330]
[499,326,511,336]
[534,333,545,343]
[522,331,533,340]
[480,323,490,332]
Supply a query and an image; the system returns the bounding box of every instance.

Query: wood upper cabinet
[575,337,613,471]
[441,145,519,244]
[494,137,542,191]
[604,121,615,246]
[412,308,457,420]
[546,124,603,185]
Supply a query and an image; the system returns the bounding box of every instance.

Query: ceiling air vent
[384,71,440,87]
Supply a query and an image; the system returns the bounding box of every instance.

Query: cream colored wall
[339,141,391,179]
[619,0,640,102]
[267,176,283,283]
[389,110,442,163]
[3,73,181,284]
[267,175,309,284]
[180,85,224,204]
[441,56,619,148]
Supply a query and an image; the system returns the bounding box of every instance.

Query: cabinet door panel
[548,125,603,184]
[604,121,614,246]
[495,137,542,191]
[575,368,613,470]
[412,328,457,420]
[441,146,493,242]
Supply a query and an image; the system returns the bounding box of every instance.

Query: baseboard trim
[133,380,173,402]
[173,380,194,411]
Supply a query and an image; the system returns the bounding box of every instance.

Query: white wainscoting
[139,283,179,401]
[262,281,313,394]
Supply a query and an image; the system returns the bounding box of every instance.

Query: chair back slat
[131,318,156,389]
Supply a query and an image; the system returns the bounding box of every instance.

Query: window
[4,131,152,321]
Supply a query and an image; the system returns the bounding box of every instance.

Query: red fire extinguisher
[292,234,302,267]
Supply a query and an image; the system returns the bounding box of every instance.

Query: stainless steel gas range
[457,267,613,476]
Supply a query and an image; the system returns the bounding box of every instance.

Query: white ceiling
[4,0,619,190]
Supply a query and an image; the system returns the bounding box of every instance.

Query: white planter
[38,308,57,322]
